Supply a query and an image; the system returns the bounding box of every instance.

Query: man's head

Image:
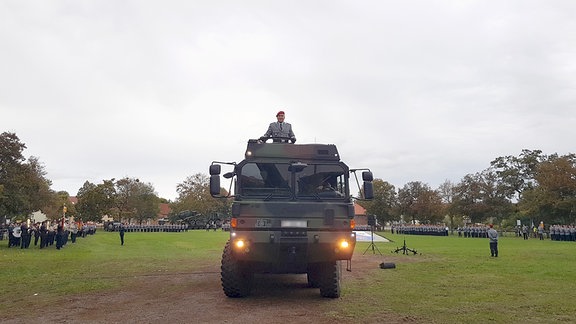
[276,110,285,122]
[489,224,494,228]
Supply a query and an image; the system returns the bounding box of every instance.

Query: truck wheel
[221,240,252,297]
[319,261,341,298]
[307,264,321,288]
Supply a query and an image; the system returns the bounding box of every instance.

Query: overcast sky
[2,1,575,200]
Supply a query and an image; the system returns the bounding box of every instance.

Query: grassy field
[351,233,576,323]
[1,230,575,323]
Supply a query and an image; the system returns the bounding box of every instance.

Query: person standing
[33,223,41,246]
[12,222,22,248]
[56,223,64,250]
[522,225,529,240]
[20,222,29,249]
[69,221,78,243]
[260,110,296,143]
[487,224,498,257]
[39,221,48,249]
[119,223,126,246]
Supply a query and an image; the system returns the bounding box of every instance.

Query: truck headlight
[235,239,246,249]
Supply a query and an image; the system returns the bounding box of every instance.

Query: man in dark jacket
[119,223,126,246]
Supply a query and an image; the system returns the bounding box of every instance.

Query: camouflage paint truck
[209,138,374,298]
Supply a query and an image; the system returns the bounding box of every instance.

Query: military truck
[209,137,374,298]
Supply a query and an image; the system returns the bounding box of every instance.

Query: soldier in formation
[549,225,576,241]
[457,225,489,238]
[394,224,449,236]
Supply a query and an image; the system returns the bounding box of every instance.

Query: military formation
[4,220,96,250]
[549,225,576,241]
[392,224,449,236]
[103,222,190,232]
[457,225,491,238]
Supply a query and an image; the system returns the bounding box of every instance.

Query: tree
[437,180,460,229]
[452,173,490,224]
[111,177,159,223]
[490,149,544,201]
[452,170,515,225]
[0,132,54,221]
[131,181,160,225]
[520,154,576,225]
[174,173,231,220]
[76,180,116,222]
[397,181,442,224]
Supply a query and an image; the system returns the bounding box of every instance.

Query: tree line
[2,132,575,228]
[0,132,229,225]
[360,149,576,229]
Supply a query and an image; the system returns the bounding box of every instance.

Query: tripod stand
[392,237,419,255]
[363,226,382,255]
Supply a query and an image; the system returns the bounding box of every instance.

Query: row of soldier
[392,224,449,236]
[105,222,190,232]
[549,225,576,241]
[457,225,492,238]
[5,220,96,250]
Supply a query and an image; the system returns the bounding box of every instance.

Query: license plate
[255,219,272,227]
[281,220,307,228]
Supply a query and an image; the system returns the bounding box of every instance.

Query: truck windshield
[238,162,347,199]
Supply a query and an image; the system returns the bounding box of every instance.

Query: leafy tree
[452,170,515,225]
[520,154,576,225]
[0,132,54,221]
[111,177,159,223]
[131,181,160,224]
[452,173,490,224]
[359,179,397,224]
[174,173,231,220]
[76,180,116,222]
[437,180,458,228]
[397,181,442,224]
[490,149,544,200]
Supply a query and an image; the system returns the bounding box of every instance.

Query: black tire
[307,264,321,288]
[319,261,341,298]
[221,240,252,297]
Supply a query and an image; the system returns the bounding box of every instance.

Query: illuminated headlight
[339,240,350,249]
[235,240,245,248]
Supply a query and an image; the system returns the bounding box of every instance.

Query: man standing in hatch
[261,110,296,143]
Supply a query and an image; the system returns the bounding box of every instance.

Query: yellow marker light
[230,218,238,229]
[350,219,356,229]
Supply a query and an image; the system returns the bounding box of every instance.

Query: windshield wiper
[264,188,293,201]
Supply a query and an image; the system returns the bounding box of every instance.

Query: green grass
[0,230,228,311]
[350,233,576,323]
[1,231,575,323]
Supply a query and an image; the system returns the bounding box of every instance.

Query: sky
[2,1,575,200]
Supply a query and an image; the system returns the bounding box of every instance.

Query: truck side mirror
[210,164,221,176]
[362,171,373,182]
[363,181,374,200]
[209,164,222,197]
[210,175,221,197]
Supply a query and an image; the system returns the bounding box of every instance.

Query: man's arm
[263,123,274,138]
[288,124,296,143]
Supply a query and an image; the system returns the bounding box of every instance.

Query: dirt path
[5,253,422,324]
